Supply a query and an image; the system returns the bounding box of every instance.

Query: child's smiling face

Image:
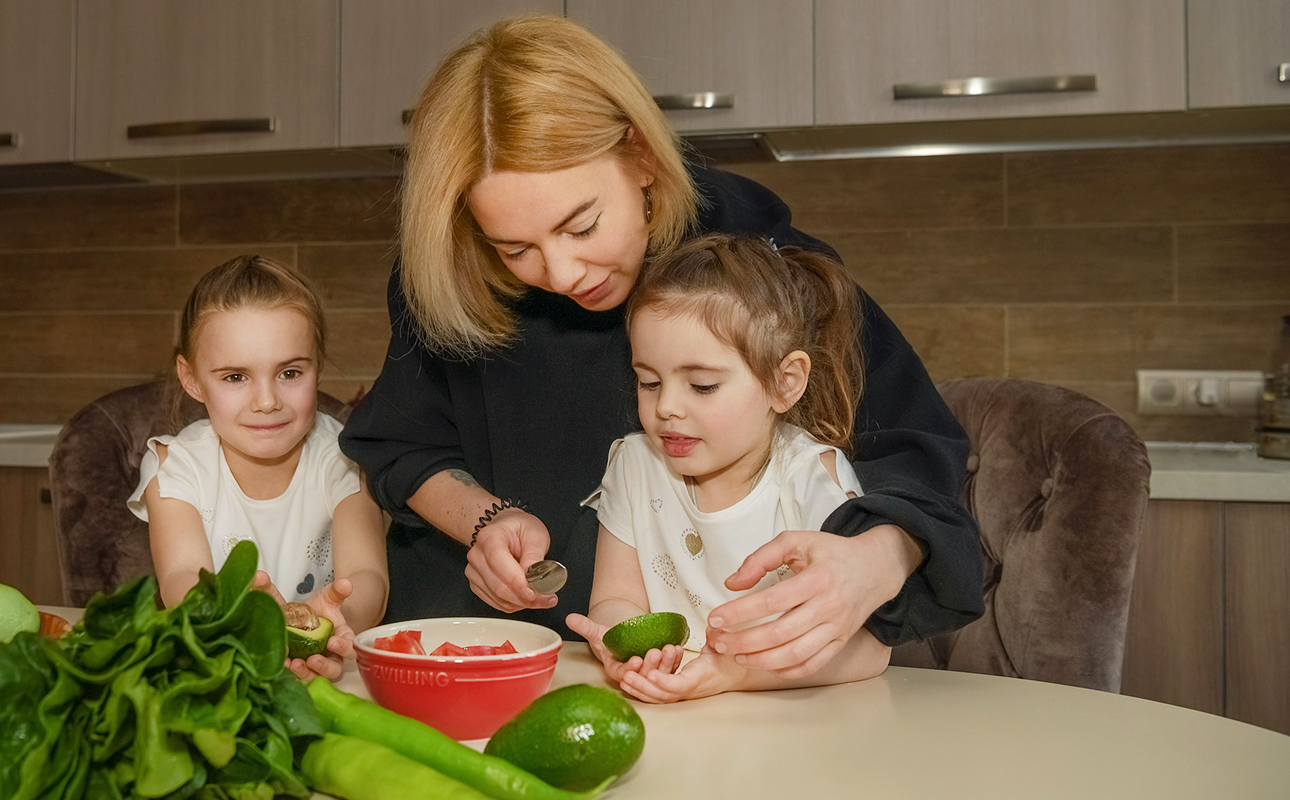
[178,306,319,469]
[630,308,781,499]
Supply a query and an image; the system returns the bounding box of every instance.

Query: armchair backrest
[891,378,1151,692]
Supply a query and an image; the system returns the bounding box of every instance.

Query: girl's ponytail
[628,234,865,454]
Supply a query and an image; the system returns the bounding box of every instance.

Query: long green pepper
[301,733,494,800]
[306,679,614,800]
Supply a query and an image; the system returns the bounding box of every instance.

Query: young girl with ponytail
[567,234,892,702]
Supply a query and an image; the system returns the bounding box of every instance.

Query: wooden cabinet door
[566,0,813,133]
[75,0,339,161]
[0,467,63,606]
[815,0,1186,126]
[1188,0,1290,109]
[1121,500,1224,715]
[340,0,561,148]
[1225,502,1290,735]
[0,0,74,166]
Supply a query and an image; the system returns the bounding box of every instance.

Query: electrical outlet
[1136,370,1265,417]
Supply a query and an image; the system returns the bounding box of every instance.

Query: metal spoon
[525,559,568,594]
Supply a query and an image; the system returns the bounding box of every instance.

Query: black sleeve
[338,262,467,528]
[694,163,985,645]
[821,294,985,646]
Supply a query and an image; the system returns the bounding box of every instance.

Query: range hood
[4,107,1290,189]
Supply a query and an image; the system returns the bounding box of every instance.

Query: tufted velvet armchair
[48,381,351,606]
[890,377,1152,693]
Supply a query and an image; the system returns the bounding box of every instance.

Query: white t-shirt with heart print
[128,413,359,603]
[584,425,863,651]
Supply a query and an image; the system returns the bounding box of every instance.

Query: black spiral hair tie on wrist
[470,499,526,547]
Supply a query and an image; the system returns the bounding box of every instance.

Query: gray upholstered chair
[890,378,1152,693]
[48,381,351,606]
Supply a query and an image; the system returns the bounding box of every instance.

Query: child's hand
[253,571,355,682]
[566,613,684,684]
[289,579,357,682]
[618,646,747,704]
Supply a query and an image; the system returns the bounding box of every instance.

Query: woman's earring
[643,184,653,224]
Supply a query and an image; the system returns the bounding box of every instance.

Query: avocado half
[284,602,334,659]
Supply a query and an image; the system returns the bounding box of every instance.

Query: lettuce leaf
[0,541,319,800]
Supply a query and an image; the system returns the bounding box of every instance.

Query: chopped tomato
[430,639,519,657]
[374,629,426,655]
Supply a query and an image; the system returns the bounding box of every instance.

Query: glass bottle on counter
[1257,314,1290,460]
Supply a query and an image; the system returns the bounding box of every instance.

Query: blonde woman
[340,14,984,676]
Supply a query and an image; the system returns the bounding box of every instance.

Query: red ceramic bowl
[354,617,562,741]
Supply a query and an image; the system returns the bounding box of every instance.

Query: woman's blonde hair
[401,13,698,356]
[627,235,865,453]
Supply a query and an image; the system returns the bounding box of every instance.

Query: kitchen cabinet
[1121,499,1290,736]
[1187,0,1290,110]
[340,0,561,148]
[0,0,74,166]
[75,0,339,161]
[815,0,1186,126]
[0,467,62,606]
[566,0,813,133]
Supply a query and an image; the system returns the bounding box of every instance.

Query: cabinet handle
[654,93,734,110]
[1280,63,1289,83]
[127,118,276,139]
[893,74,1097,100]
[40,488,51,505]
[0,133,15,147]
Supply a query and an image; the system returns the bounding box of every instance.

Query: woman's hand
[253,572,356,682]
[565,613,684,685]
[703,525,922,679]
[465,508,559,613]
[619,647,745,704]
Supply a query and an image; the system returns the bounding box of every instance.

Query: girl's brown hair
[626,235,864,452]
[400,13,699,356]
[177,254,327,366]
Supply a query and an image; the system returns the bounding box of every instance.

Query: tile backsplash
[2,142,1288,442]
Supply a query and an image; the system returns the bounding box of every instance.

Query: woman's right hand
[464,508,559,612]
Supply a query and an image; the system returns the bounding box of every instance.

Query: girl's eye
[502,246,529,260]
[637,380,660,392]
[692,384,719,394]
[223,373,245,383]
[570,215,600,239]
[281,369,301,380]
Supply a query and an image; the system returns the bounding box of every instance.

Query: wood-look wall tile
[1009,305,1288,383]
[319,379,370,410]
[298,243,400,309]
[1007,143,1290,225]
[725,154,1004,232]
[0,313,175,374]
[179,178,399,244]
[1055,381,1259,444]
[882,305,1005,381]
[0,376,149,425]
[835,226,1172,304]
[325,311,390,381]
[1177,224,1290,302]
[0,246,295,312]
[0,185,176,249]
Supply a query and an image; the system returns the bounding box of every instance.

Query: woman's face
[468,153,653,311]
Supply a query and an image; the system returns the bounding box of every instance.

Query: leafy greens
[0,540,323,799]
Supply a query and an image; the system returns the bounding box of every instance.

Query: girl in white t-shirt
[128,255,388,681]
[567,234,892,702]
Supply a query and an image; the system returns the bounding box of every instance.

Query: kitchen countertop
[3,425,1289,502]
[34,605,1290,800]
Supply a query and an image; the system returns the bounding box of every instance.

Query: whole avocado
[484,684,645,791]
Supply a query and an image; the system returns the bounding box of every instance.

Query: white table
[42,608,1290,799]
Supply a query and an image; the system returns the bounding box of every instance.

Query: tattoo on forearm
[446,469,481,489]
